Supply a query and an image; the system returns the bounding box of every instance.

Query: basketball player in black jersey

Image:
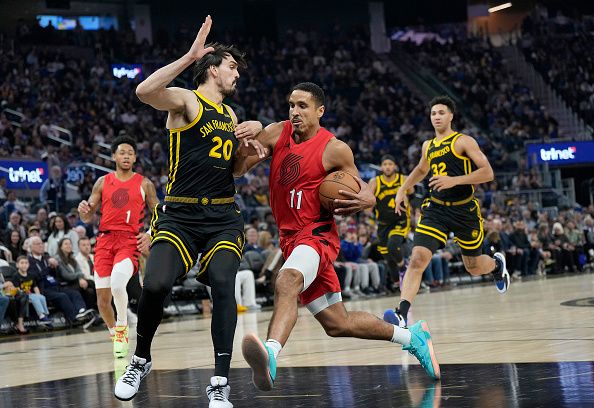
[384,96,510,328]
[114,16,266,408]
[368,155,412,289]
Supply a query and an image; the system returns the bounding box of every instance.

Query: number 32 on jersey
[431,162,447,176]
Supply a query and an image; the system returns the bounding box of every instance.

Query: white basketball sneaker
[114,355,152,401]
[206,376,233,408]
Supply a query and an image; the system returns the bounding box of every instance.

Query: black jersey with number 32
[165,90,238,198]
[425,132,475,202]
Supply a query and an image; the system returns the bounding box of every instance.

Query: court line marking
[255,394,322,398]
[535,371,594,381]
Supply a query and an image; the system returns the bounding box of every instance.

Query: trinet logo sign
[8,167,45,183]
[540,146,576,161]
[112,67,141,79]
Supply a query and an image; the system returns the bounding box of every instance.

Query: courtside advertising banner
[526,141,594,167]
[0,160,48,190]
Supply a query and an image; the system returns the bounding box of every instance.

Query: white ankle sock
[115,320,127,327]
[391,325,412,346]
[265,339,282,359]
[108,327,116,336]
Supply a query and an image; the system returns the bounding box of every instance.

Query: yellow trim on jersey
[454,199,484,249]
[379,174,399,188]
[201,240,242,262]
[377,245,388,254]
[415,223,447,240]
[157,230,193,265]
[197,241,242,276]
[374,176,381,197]
[415,226,447,245]
[164,195,235,205]
[168,96,204,132]
[149,203,159,240]
[195,90,224,114]
[151,235,191,272]
[424,140,432,163]
[450,133,473,176]
[432,131,458,147]
[455,230,484,245]
[165,131,181,194]
[430,195,474,206]
[455,231,484,249]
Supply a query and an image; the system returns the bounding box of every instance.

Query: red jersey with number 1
[99,172,145,234]
[269,120,337,236]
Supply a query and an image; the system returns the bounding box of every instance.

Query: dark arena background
[1,0,594,407]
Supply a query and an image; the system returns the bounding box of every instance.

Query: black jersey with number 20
[164,90,238,199]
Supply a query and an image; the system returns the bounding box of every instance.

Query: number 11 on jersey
[289,189,303,209]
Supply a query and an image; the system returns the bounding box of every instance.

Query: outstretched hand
[333,176,376,215]
[235,121,263,140]
[187,15,215,60]
[238,139,269,159]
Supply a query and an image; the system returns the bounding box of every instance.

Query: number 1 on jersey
[290,189,303,209]
[125,210,131,224]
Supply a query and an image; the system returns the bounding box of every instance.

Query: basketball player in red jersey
[234,83,440,389]
[78,135,159,358]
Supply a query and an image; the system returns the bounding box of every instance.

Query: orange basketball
[319,171,360,212]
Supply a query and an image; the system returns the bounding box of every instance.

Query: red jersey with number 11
[99,172,145,234]
[269,120,337,237]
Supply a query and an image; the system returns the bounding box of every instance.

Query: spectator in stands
[27,236,91,324]
[340,226,367,296]
[55,237,96,309]
[509,220,531,278]
[236,256,261,312]
[9,256,52,326]
[357,227,381,294]
[1,277,28,334]
[0,177,6,201]
[47,213,79,257]
[0,292,9,329]
[6,211,26,241]
[34,208,49,241]
[565,221,584,271]
[244,227,263,253]
[75,237,94,281]
[3,191,28,218]
[583,216,594,264]
[39,165,67,213]
[550,222,577,273]
[5,230,26,262]
[423,251,452,287]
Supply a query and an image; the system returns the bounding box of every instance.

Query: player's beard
[221,83,237,97]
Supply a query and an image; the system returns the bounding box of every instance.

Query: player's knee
[409,253,430,273]
[274,269,303,297]
[462,256,482,275]
[111,282,126,299]
[322,319,349,337]
[142,276,172,296]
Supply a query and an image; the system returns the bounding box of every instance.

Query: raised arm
[78,176,104,224]
[428,135,494,191]
[135,16,214,112]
